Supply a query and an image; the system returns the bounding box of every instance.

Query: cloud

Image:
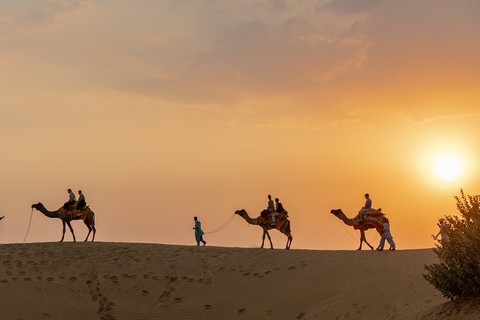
[1,0,97,30]
[120,19,371,105]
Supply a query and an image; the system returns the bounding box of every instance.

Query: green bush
[424,189,480,300]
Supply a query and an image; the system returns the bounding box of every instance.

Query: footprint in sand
[204,304,212,310]
[297,312,306,319]
[238,308,246,314]
[287,266,296,271]
[1,279,8,283]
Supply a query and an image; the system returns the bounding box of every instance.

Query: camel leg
[91,225,96,242]
[285,235,292,249]
[282,230,293,249]
[359,229,373,250]
[60,220,66,242]
[265,230,274,249]
[66,220,76,242]
[84,217,96,242]
[375,229,383,250]
[283,223,292,249]
[261,229,266,248]
[84,223,92,242]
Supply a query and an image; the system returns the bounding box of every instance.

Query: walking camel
[330,209,384,250]
[31,202,96,242]
[235,209,293,249]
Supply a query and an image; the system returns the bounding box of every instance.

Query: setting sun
[434,156,463,181]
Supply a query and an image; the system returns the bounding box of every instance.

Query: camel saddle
[259,210,289,230]
[351,209,384,230]
[60,205,88,221]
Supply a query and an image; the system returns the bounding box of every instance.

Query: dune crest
[0,242,462,319]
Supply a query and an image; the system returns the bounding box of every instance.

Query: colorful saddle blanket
[351,209,385,230]
[60,206,88,221]
[258,211,289,230]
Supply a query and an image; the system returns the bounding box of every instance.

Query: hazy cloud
[121,18,371,105]
[1,0,97,29]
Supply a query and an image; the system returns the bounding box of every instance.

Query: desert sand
[0,242,475,320]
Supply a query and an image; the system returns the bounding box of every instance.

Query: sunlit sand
[1,242,474,319]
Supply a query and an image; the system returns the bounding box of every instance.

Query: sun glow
[433,155,463,181]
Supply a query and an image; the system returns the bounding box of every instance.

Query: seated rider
[63,189,77,215]
[77,190,86,210]
[358,193,372,215]
[267,195,275,213]
[272,198,284,223]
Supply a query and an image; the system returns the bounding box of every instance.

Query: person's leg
[387,236,395,250]
[272,212,279,222]
[377,235,386,250]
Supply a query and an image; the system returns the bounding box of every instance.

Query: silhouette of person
[358,193,372,214]
[193,217,207,246]
[435,218,449,242]
[63,189,77,213]
[272,198,284,223]
[377,217,395,251]
[77,190,86,209]
[267,195,275,213]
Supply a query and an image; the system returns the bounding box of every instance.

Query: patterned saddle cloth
[352,209,385,230]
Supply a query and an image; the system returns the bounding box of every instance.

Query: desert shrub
[424,189,480,300]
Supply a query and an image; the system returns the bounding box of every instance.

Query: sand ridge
[0,242,457,319]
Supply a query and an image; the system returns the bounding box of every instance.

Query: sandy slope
[0,242,458,320]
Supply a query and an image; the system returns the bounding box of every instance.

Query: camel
[331,209,384,250]
[31,202,96,242]
[235,209,293,249]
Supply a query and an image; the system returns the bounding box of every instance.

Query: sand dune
[0,242,474,319]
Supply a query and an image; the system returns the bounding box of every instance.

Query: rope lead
[22,208,34,243]
[204,214,236,234]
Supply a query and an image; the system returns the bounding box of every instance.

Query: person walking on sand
[377,217,395,251]
[358,193,372,214]
[435,218,449,243]
[193,217,207,246]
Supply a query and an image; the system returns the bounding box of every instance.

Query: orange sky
[1,0,480,250]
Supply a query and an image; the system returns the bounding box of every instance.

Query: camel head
[330,209,343,217]
[31,203,43,210]
[235,209,246,216]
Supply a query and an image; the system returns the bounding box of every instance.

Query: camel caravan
[27,190,394,252]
